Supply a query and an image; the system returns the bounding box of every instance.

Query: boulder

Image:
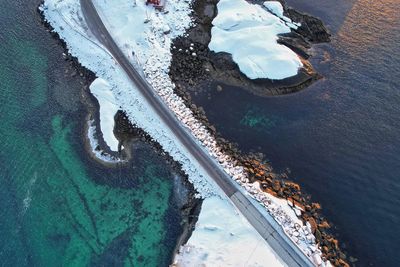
[308,217,318,233]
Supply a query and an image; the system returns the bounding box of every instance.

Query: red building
[146,0,165,10]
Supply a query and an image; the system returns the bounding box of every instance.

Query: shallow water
[0,0,184,266]
[192,0,400,266]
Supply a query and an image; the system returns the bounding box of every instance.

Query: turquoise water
[0,0,183,266]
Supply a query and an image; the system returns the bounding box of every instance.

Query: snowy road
[79,0,313,265]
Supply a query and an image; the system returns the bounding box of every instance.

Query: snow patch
[87,119,123,163]
[173,196,286,267]
[263,1,301,29]
[89,78,119,151]
[209,0,303,80]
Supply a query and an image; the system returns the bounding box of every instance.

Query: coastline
[170,197,203,264]
[38,5,203,266]
[38,0,346,266]
[169,0,330,98]
[168,0,349,265]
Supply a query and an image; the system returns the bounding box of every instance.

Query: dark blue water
[192,0,400,266]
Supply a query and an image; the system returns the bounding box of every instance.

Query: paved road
[80,0,314,266]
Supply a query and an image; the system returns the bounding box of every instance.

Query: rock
[315,229,322,240]
[285,181,301,191]
[312,202,321,210]
[216,85,222,92]
[312,253,323,265]
[339,251,346,260]
[272,181,281,191]
[318,221,330,229]
[338,259,350,267]
[330,238,339,250]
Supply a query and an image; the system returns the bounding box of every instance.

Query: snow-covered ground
[41,0,329,265]
[263,1,301,29]
[89,78,120,151]
[209,0,303,80]
[87,119,123,163]
[173,196,286,267]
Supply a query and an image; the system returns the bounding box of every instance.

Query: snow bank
[173,196,286,267]
[209,0,303,80]
[264,1,285,17]
[87,119,123,163]
[263,1,301,29]
[89,78,119,151]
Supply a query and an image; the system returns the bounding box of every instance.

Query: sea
[0,0,185,266]
[191,0,400,266]
[1,0,399,266]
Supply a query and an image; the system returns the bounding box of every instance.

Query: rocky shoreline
[107,111,204,265]
[39,4,124,166]
[169,0,330,98]
[38,4,202,265]
[167,0,350,266]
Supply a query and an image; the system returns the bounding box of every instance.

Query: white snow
[87,119,123,163]
[253,181,300,223]
[264,1,285,17]
[173,196,286,267]
[41,0,330,265]
[263,1,301,29]
[209,0,303,80]
[89,78,119,151]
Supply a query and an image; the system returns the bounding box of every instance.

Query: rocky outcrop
[169,0,330,97]
[237,153,349,267]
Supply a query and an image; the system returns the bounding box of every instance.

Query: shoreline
[170,197,203,264]
[37,4,203,265]
[168,0,349,265]
[169,0,330,98]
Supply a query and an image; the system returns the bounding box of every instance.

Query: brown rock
[331,238,339,250]
[308,217,318,233]
[272,181,281,191]
[338,259,350,267]
[285,182,301,191]
[312,202,321,210]
[265,188,278,197]
[318,221,331,229]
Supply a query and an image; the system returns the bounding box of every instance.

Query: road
[79,0,314,266]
